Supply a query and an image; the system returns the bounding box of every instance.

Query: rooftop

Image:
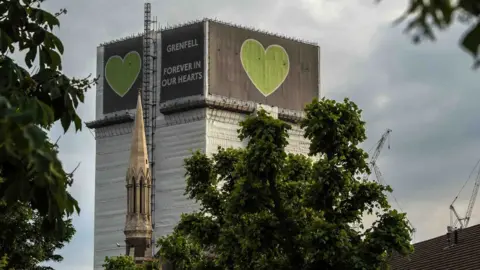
[99,18,317,47]
[389,223,480,270]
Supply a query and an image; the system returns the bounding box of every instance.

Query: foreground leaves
[0,254,8,270]
[157,98,413,270]
[0,200,75,270]
[103,256,161,270]
[380,0,480,68]
[0,0,95,236]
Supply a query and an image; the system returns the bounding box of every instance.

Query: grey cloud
[327,24,480,241]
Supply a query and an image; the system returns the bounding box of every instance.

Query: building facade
[88,19,320,269]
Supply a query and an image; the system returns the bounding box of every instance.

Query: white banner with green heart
[240,39,290,97]
[105,51,142,97]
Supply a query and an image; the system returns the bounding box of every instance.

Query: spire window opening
[130,177,135,213]
[140,181,144,214]
[133,182,137,213]
[127,184,130,213]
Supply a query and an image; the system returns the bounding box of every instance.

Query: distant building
[87,16,320,269]
[389,224,480,269]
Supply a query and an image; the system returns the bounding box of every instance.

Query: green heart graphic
[105,51,141,97]
[240,39,289,97]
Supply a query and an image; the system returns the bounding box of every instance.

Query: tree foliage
[0,0,95,236]
[0,199,75,270]
[157,98,414,270]
[383,0,480,68]
[0,0,95,268]
[103,256,141,270]
[103,256,160,270]
[0,254,8,270]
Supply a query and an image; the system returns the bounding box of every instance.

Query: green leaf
[42,10,60,30]
[461,22,480,58]
[60,114,70,132]
[23,125,48,149]
[25,46,37,68]
[38,46,46,70]
[73,114,82,131]
[37,99,54,125]
[78,92,84,103]
[39,46,52,68]
[48,49,61,70]
[71,94,78,107]
[9,109,34,126]
[0,29,13,54]
[32,29,46,46]
[33,8,45,24]
[50,34,64,54]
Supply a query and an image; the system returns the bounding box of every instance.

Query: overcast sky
[35,0,480,269]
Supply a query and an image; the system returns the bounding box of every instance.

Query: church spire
[129,91,149,170]
[124,90,153,264]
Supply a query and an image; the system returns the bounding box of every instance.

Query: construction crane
[364,129,416,237]
[363,129,392,183]
[449,159,480,230]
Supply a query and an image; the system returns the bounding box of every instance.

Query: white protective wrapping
[94,37,313,268]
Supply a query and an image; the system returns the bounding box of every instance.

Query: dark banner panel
[160,22,205,102]
[103,36,143,114]
[207,22,319,111]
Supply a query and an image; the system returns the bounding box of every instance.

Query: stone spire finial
[124,89,152,264]
[129,91,149,170]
